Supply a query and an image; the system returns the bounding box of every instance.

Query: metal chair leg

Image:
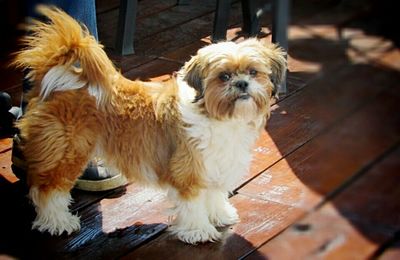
[272,0,290,94]
[116,0,137,55]
[212,0,231,42]
[241,0,260,36]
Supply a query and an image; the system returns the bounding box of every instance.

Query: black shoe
[75,158,127,192]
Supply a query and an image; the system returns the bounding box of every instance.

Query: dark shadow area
[121,228,265,260]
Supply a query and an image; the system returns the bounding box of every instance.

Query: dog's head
[181,38,286,120]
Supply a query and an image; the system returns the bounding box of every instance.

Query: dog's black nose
[235,80,249,91]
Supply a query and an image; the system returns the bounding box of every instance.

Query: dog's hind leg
[18,92,99,235]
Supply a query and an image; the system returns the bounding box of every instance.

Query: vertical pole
[242,0,260,36]
[212,0,232,42]
[272,0,290,94]
[116,0,137,55]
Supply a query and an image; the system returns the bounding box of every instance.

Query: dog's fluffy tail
[12,5,117,105]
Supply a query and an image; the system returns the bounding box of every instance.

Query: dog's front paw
[32,211,81,235]
[209,202,239,227]
[171,225,221,244]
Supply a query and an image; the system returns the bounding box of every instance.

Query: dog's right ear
[182,55,204,101]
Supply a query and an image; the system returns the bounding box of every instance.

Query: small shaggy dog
[13,6,286,244]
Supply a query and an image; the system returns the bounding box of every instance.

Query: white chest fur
[178,78,264,191]
[180,106,262,191]
[197,119,259,190]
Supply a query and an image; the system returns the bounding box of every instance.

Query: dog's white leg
[169,189,221,244]
[29,186,80,235]
[206,189,239,227]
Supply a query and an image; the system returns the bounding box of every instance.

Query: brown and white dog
[13,6,286,244]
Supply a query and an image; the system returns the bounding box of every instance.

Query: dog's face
[182,39,286,120]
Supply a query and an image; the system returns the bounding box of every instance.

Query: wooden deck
[1,0,400,259]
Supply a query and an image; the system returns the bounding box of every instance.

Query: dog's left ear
[265,44,287,96]
[182,55,204,101]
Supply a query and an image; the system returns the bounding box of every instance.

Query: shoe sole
[74,174,128,192]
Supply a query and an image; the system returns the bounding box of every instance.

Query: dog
[13,6,286,244]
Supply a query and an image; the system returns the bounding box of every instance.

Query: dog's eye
[219,72,231,82]
[249,69,258,77]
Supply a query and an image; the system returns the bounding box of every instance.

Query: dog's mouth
[236,93,251,100]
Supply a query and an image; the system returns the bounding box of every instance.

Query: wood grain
[123,58,182,81]
[248,146,400,259]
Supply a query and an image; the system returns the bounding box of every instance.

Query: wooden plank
[248,146,400,259]
[0,138,11,153]
[123,58,182,81]
[107,53,156,76]
[122,194,305,259]
[0,149,18,183]
[161,40,210,63]
[135,1,216,39]
[97,0,178,18]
